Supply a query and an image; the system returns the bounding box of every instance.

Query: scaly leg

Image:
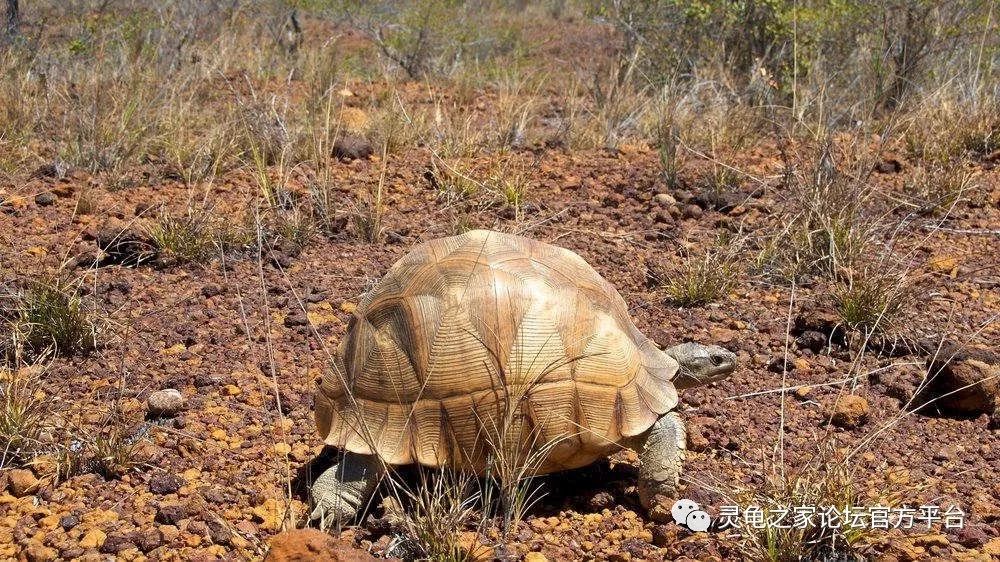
[309,452,384,528]
[635,411,686,509]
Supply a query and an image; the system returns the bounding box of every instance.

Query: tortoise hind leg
[309,451,384,528]
[636,411,686,509]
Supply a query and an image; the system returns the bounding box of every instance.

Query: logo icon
[672,499,712,532]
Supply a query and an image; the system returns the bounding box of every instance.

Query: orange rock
[8,469,40,497]
[927,254,959,275]
[79,528,107,549]
[457,531,492,562]
[984,537,1000,556]
[828,394,869,429]
[182,531,202,547]
[24,541,58,562]
[159,524,180,543]
[792,357,810,373]
[251,498,285,531]
[265,529,381,561]
[38,514,60,530]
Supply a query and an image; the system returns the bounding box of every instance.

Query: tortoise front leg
[309,452,384,528]
[635,411,686,509]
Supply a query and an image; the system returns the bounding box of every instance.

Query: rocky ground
[2,135,998,561]
[1,6,1000,560]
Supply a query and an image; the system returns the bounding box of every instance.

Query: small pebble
[149,474,184,495]
[147,389,186,418]
[35,192,57,206]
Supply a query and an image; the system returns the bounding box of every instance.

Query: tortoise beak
[704,345,738,380]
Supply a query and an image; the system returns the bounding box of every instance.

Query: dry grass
[0,366,47,468]
[393,469,481,561]
[903,163,978,216]
[758,142,885,280]
[834,270,912,334]
[651,103,683,189]
[6,278,98,358]
[724,444,898,561]
[666,249,739,307]
[0,1,993,191]
[491,69,543,150]
[350,148,389,244]
[91,418,146,480]
[484,156,534,217]
[370,93,431,155]
[148,211,219,264]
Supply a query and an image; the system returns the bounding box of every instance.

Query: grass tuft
[397,469,480,562]
[91,421,146,480]
[834,271,910,334]
[725,444,897,561]
[11,280,97,357]
[148,212,218,264]
[0,366,47,467]
[666,247,739,307]
[904,163,977,216]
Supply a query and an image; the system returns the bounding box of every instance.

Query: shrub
[345,1,524,79]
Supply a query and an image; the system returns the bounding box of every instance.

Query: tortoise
[311,229,737,524]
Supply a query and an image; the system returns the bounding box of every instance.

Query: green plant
[448,212,476,236]
[428,157,481,202]
[14,280,97,356]
[484,157,533,220]
[51,440,89,484]
[666,248,738,307]
[148,212,218,264]
[834,271,910,333]
[269,209,316,251]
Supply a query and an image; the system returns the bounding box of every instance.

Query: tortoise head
[665,342,737,390]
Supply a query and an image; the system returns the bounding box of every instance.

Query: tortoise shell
[315,230,679,474]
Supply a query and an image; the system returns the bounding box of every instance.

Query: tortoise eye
[710,354,724,366]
